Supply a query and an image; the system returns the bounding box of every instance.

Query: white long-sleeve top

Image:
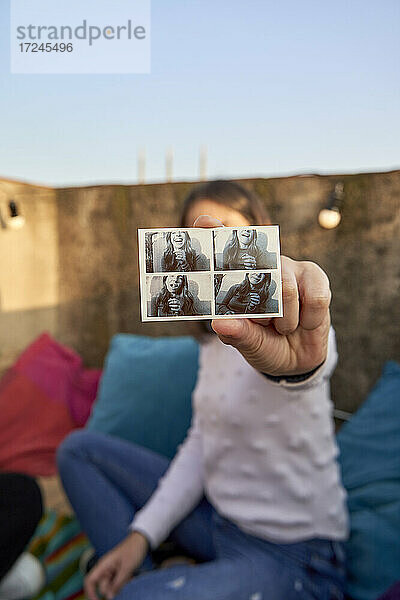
[130,328,349,548]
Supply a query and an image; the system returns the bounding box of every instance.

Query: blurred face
[249,273,264,286]
[184,199,251,227]
[171,231,185,249]
[238,228,254,246]
[166,275,183,293]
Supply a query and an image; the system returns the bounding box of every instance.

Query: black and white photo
[146,273,212,319]
[213,227,278,271]
[145,230,211,273]
[215,272,281,316]
[138,226,282,321]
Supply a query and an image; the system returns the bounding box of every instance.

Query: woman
[149,274,196,317]
[161,231,209,272]
[217,272,278,315]
[219,228,277,270]
[58,180,348,600]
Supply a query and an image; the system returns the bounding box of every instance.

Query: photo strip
[138,226,283,321]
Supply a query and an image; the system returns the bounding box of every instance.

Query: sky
[0,0,399,187]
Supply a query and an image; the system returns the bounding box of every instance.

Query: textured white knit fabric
[131,328,349,548]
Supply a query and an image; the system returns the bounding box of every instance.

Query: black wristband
[263,362,324,384]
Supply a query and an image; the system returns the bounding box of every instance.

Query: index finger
[84,573,100,600]
[297,261,331,330]
[193,215,223,228]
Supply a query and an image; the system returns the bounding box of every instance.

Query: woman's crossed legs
[57,431,345,600]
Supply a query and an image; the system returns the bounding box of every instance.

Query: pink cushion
[0,368,75,476]
[0,333,102,476]
[14,333,102,427]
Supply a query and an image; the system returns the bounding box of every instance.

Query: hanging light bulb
[8,201,25,230]
[318,183,344,230]
[318,207,341,229]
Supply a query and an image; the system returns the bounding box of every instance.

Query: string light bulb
[8,201,25,230]
[318,183,344,230]
[318,207,341,229]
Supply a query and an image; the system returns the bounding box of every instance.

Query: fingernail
[193,215,224,226]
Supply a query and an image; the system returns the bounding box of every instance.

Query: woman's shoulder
[225,283,241,297]
[256,246,277,268]
[265,297,279,312]
[194,253,210,271]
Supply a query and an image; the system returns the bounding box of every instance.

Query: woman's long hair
[180,180,270,227]
[224,229,258,267]
[158,275,196,315]
[235,273,272,305]
[163,231,197,271]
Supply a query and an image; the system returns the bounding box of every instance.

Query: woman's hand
[84,532,149,600]
[242,254,257,269]
[174,249,186,262]
[168,297,181,314]
[194,215,331,376]
[247,292,261,310]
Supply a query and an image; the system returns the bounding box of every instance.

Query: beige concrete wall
[0,181,59,370]
[0,190,58,312]
[0,171,399,415]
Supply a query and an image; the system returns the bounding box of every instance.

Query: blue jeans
[57,431,346,600]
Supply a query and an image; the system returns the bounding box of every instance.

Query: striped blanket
[29,512,90,600]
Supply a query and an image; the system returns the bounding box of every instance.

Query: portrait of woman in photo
[161,231,209,272]
[217,272,278,315]
[219,228,277,270]
[149,274,197,317]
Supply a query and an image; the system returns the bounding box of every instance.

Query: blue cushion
[87,334,199,459]
[337,361,400,600]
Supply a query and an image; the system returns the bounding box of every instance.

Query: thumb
[211,318,281,374]
[211,319,254,348]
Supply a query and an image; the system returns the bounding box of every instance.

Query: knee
[57,429,102,471]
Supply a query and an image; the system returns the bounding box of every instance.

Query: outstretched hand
[194,215,331,377]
